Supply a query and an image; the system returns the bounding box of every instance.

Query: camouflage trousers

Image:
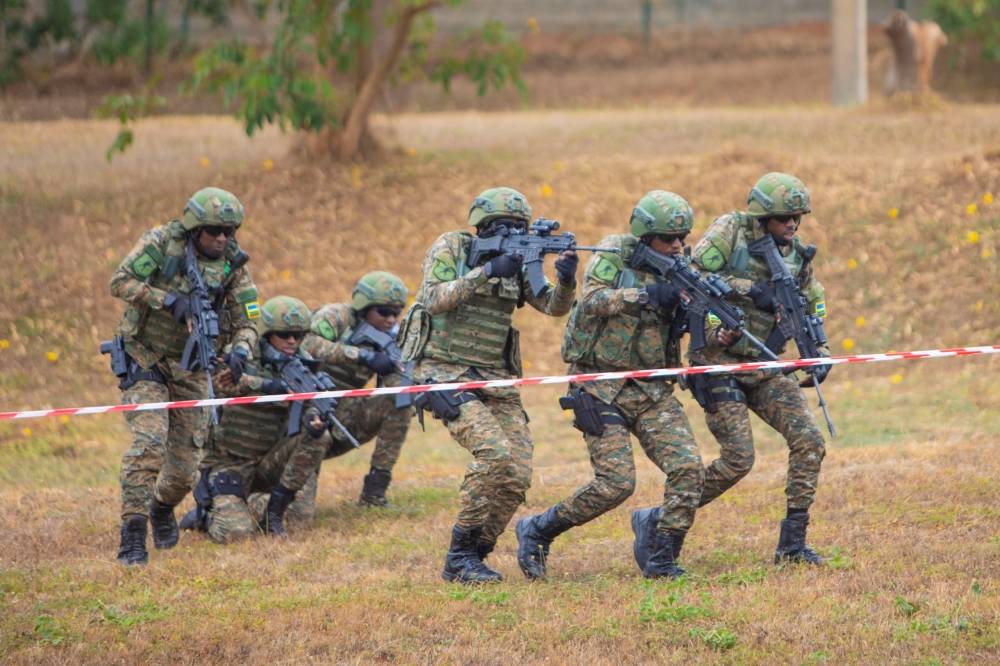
[553,381,704,533]
[200,429,328,543]
[119,358,210,521]
[699,371,826,510]
[282,393,413,525]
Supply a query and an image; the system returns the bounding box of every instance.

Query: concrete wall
[431,0,930,34]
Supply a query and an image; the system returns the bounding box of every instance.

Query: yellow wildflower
[541,184,553,197]
[855,316,866,328]
[263,158,274,170]
[983,249,993,260]
[968,231,979,244]
[847,258,858,269]
[890,374,904,384]
[0,339,8,349]
[887,208,899,219]
[22,428,31,436]
[967,204,978,215]
[199,157,210,168]
[984,193,994,205]
[842,339,855,351]
[47,351,58,362]
[280,269,291,281]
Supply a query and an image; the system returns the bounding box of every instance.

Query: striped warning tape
[2,344,999,421]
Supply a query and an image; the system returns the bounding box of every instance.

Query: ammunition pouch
[413,385,480,429]
[686,374,746,414]
[558,388,627,436]
[191,469,245,530]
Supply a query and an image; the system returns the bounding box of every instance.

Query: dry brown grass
[2,105,1000,663]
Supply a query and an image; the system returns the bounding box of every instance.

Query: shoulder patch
[244,301,261,320]
[432,258,458,282]
[700,246,727,272]
[590,255,621,283]
[316,319,337,340]
[131,243,164,278]
[814,301,826,319]
[236,287,260,320]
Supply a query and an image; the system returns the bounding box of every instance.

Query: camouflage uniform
[400,187,576,584]
[687,173,829,565]
[110,188,259,563]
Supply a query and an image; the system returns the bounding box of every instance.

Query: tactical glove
[554,252,579,284]
[359,349,395,376]
[800,364,829,387]
[645,283,683,311]
[483,253,522,279]
[162,295,191,324]
[228,348,248,384]
[304,412,328,439]
[261,378,290,395]
[748,283,778,313]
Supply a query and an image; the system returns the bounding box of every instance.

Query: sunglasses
[374,305,403,318]
[654,233,688,244]
[273,331,306,341]
[201,225,237,239]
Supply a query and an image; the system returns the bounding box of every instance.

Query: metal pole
[831,0,868,106]
[642,1,652,50]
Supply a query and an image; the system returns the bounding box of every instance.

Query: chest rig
[316,308,375,389]
[422,235,520,369]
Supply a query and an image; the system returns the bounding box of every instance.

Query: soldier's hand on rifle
[716,327,741,347]
[359,349,396,376]
[163,295,192,331]
[261,378,291,395]
[799,364,829,387]
[227,348,248,383]
[645,283,682,310]
[483,252,522,279]
[554,250,578,284]
[748,283,778,314]
[304,411,327,438]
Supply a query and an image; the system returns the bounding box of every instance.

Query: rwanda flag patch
[814,301,826,319]
[245,301,261,320]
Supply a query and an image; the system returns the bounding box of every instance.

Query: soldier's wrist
[468,267,489,286]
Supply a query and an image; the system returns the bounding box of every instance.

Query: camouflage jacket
[412,230,576,383]
[110,221,259,370]
[300,302,376,390]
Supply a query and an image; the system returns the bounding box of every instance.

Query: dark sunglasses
[654,233,688,244]
[374,305,403,318]
[201,225,236,239]
[273,331,306,341]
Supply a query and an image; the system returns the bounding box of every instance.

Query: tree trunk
[884,9,948,95]
[338,0,439,161]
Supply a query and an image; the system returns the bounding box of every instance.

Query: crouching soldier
[516,191,704,580]
[297,271,413,511]
[179,296,330,542]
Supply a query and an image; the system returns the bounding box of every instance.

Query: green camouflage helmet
[468,187,532,227]
[182,187,245,230]
[352,271,409,311]
[258,295,311,336]
[746,173,811,219]
[629,190,694,237]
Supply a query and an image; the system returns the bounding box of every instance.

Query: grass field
[2,104,1000,664]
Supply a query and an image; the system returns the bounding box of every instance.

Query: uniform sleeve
[523,274,576,316]
[109,227,171,310]
[221,265,260,358]
[579,240,644,316]
[691,214,754,296]
[301,304,362,366]
[418,234,489,315]
[798,260,829,355]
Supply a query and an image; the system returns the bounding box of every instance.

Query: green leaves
[931,0,1000,61]
[94,76,167,161]
[430,19,527,99]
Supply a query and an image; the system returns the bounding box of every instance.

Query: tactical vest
[562,235,681,371]
[421,235,520,369]
[213,344,290,459]
[720,212,807,359]
[121,220,245,358]
[316,308,375,390]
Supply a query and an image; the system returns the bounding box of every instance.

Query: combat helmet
[352,271,409,312]
[182,187,244,230]
[746,173,811,219]
[468,187,533,228]
[629,190,694,238]
[258,295,311,337]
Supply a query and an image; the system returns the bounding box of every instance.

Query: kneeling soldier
[516,191,704,580]
[179,296,330,542]
[297,271,413,512]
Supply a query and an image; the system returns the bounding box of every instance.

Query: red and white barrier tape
[2,344,999,421]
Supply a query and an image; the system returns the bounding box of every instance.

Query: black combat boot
[774,513,828,565]
[179,509,207,532]
[117,516,149,566]
[358,468,395,508]
[148,498,179,550]
[631,506,662,572]
[263,485,297,537]
[515,507,573,579]
[643,530,687,579]
[477,539,496,562]
[442,525,503,584]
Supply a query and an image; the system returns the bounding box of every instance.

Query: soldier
[399,187,577,584]
[516,191,705,580]
[109,187,260,565]
[179,296,330,542]
[294,271,413,512]
[636,173,830,566]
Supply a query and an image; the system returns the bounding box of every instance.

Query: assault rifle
[348,320,414,409]
[747,234,835,436]
[259,341,360,448]
[180,237,221,424]
[466,218,615,297]
[628,242,781,361]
